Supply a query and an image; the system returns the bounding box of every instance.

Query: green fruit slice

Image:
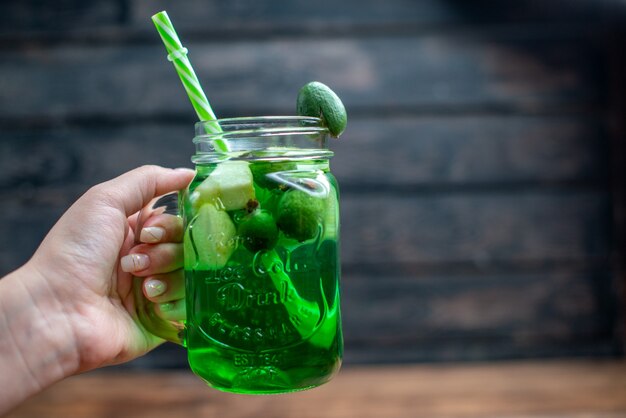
[237,209,279,252]
[322,186,339,240]
[185,204,237,270]
[191,161,255,211]
[297,81,347,137]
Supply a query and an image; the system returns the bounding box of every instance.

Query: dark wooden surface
[0,1,625,366]
[6,360,626,418]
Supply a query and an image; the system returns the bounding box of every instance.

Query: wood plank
[0,126,193,190]
[0,0,125,34]
[0,116,607,191]
[0,36,603,120]
[341,191,610,265]
[341,268,616,361]
[606,27,626,354]
[332,116,608,188]
[343,268,612,339]
[0,0,617,37]
[7,361,626,418]
[128,0,618,31]
[130,0,460,29]
[345,338,617,364]
[0,205,69,275]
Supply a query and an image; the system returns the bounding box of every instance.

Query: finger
[116,224,137,297]
[127,211,140,232]
[120,243,182,276]
[156,299,186,322]
[95,166,194,218]
[138,213,183,244]
[142,270,185,303]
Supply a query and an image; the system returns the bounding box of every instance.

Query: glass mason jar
[135,116,342,394]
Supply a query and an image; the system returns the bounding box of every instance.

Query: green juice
[182,159,342,393]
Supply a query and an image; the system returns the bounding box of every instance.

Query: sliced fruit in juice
[192,161,255,211]
[186,204,237,269]
[322,186,338,240]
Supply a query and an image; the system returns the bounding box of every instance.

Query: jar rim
[194,116,328,140]
[192,116,332,163]
[196,115,323,126]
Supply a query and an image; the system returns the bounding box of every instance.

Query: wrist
[0,262,80,411]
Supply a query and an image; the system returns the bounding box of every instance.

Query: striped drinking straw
[151,11,228,152]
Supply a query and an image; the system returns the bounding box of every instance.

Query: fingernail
[140,226,165,243]
[120,254,150,272]
[144,279,166,298]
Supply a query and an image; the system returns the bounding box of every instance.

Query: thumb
[96,165,194,217]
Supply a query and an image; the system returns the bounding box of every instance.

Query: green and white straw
[151,11,228,151]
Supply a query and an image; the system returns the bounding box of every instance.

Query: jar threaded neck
[192,116,332,164]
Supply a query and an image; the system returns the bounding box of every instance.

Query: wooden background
[0,0,625,367]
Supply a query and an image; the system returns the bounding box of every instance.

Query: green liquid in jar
[183,158,342,394]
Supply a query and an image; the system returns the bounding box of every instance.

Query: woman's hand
[0,165,193,414]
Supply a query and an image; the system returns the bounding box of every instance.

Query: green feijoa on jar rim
[297,81,347,137]
[237,209,279,252]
